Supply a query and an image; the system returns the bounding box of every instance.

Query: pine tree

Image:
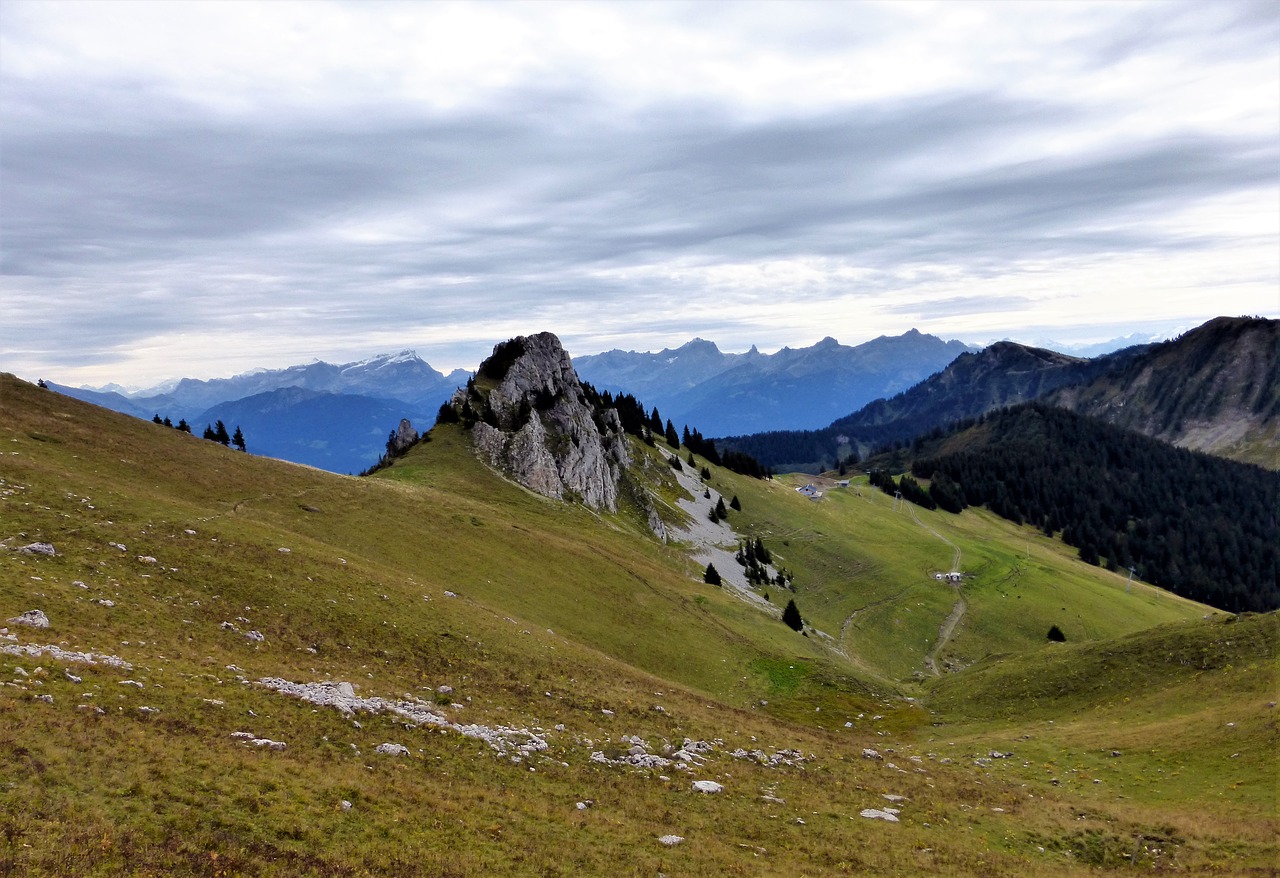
[754,538,771,565]
[177,419,191,434]
[203,424,217,441]
[730,495,741,511]
[214,420,231,446]
[152,414,163,424]
[1047,624,1066,642]
[649,407,664,435]
[714,497,727,519]
[782,599,803,632]
[162,416,172,428]
[436,402,460,425]
[232,426,246,452]
[703,563,722,586]
[665,419,680,449]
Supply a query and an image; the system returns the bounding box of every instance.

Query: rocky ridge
[454,333,630,511]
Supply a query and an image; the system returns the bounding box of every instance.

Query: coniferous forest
[910,404,1279,613]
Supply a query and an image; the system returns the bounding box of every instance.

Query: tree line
[153,414,245,451]
[579,384,771,479]
[432,377,770,481]
[908,404,1279,613]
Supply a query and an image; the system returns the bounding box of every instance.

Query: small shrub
[704,563,722,586]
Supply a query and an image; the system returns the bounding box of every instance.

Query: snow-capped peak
[342,350,422,372]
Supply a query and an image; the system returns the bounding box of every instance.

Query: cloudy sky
[2,0,1277,387]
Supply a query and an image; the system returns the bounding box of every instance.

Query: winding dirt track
[903,502,967,676]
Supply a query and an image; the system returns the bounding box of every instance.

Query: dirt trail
[903,501,966,675]
[924,594,967,676]
[906,502,961,572]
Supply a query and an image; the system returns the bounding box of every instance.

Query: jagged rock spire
[457,332,629,510]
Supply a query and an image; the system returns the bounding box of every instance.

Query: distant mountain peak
[344,350,423,370]
[673,338,722,355]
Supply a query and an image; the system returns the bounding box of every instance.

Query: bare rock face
[458,333,629,510]
[390,418,419,453]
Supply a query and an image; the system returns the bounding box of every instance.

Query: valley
[1,366,1275,876]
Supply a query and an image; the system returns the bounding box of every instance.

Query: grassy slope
[1,374,1275,876]
[698,467,1205,681]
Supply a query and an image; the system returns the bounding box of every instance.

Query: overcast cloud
[2,0,1276,386]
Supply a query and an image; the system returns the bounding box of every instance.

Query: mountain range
[49,351,468,473]
[573,330,975,437]
[722,316,1277,473]
[43,318,1273,477]
[48,331,977,474]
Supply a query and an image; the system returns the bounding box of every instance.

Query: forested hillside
[1049,315,1279,469]
[908,404,1279,613]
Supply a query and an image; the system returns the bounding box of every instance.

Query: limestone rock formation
[390,418,418,454]
[455,332,630,511]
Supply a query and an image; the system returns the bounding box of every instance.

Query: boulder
[691,780,723,794]
[17,543,55,556]
[7,609,49,628]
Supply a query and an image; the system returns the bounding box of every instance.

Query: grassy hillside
[696,465,1205,682]
[1,374,1274,876]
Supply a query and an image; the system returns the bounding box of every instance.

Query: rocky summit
[454,332,629,510]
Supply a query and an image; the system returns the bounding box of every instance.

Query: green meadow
[1,374,1274,876]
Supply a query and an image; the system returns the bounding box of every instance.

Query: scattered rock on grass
[17,543,56,556]
[691,780,723,794]
[7,609,49,628]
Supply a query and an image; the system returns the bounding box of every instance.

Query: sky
[2,0,1277,388]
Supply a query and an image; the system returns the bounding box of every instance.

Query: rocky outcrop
[390,418,419,454]
[456,333,630,511]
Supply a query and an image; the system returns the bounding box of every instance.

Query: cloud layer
[2,1,1277,385]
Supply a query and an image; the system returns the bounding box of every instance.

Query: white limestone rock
[17,543,55,556]
[7,609,49,628]
[463,333,629,511]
